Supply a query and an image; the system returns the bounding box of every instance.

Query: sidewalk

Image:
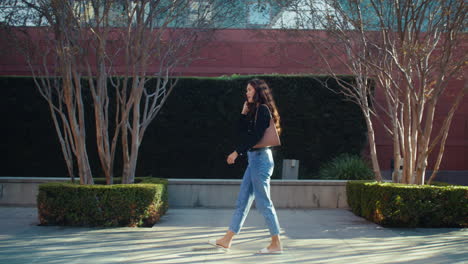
[0,207,467,264]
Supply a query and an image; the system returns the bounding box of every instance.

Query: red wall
[1,28,466,170]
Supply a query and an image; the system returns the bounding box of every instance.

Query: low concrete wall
[0,177,349,208]
[168,179,348,208]
[0,177,69,206]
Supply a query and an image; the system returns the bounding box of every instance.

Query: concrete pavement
[0,207,467,264]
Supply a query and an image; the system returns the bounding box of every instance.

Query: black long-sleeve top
[235,104,271,156]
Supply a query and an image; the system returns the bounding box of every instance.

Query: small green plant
[318,154,374,180]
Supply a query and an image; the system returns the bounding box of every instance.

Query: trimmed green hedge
[347,181,468,227]
[37,178,168,227]
[142,75,368,179]
[1,75,367,179]
[92,177,168,185]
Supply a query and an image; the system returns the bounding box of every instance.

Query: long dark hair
[246,78,282,135]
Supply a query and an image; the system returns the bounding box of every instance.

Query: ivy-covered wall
[1,75,368,179]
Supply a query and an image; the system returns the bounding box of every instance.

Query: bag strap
[254,104,272,124]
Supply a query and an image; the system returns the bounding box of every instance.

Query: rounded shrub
[317,154,374,180]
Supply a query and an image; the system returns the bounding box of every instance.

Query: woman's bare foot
[215,230,235,249]
[266,235,282,252]
[266,243,282,252]
[215,237,232,249]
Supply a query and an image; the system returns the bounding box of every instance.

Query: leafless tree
[353,0,466,185]
[1,0,96,184]
[1,0,239,184]
[270,0,384,180]
[274,0,467,184]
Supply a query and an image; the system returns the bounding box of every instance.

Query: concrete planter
[0,177,349,209]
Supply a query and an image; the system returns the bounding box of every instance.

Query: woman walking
[209,78,283,254]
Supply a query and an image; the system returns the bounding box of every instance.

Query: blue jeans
[228,148,281,236]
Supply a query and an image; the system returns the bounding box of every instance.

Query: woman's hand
[227,151,239,164]
[241,101,249,115]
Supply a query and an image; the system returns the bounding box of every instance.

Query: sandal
[257,247,283,254]
[207,239,230,252]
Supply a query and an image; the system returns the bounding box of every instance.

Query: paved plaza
[0,207,467,264]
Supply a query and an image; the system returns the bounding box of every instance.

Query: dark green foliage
[430,181,459,186]
[347,181,468,227]
[1,77,68,176]
[143,75,368,179]
[92,177,168,185]
[37,178,168,227]
[1,75,367,179]
[346,180,375,215]
[317,154,374,180]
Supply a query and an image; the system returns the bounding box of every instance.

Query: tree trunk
[364,112,382,181]
[61,63,93,184]
[402,91,412,184]
[121,115,130,184]
[392,116,401,183]
[125,88,142,184]
[415,100,436,185]
[93,67,113,185]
